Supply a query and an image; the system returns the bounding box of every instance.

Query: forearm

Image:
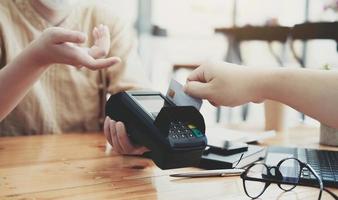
[0,46,47,121]
[261,68,338,128]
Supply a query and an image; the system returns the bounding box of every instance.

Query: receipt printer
[105,91,207,169]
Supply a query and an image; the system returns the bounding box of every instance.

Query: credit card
[166,79,202,110]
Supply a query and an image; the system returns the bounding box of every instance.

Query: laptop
[264,146,338,188]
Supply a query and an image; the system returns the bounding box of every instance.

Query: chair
[289,22,338,68]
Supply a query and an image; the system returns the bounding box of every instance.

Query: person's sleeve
[102,15,151,94]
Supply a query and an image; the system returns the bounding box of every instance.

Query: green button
[191,128,203,138]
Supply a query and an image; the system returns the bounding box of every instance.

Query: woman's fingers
[88,46,108,59]
[109,119,123,154]
[90,57,121,69]
[133,146,150,155]
[115,122,150,155]
[104,120,150,155]
[78,55,121,70]
[49,25,116,70]
[115,121,135,153]
[88,24,110,59]
[103,117,113,147]
[47,27,86,44]
[93,27,99,39]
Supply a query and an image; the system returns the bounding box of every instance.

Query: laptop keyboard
[301,149,338,186]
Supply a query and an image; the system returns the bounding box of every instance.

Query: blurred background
[103,0,338,130]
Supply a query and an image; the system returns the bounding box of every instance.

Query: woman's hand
[184,61,266,107]
[104,117,150,155]
[88,24,111,59]
[28,25,120,70]
[0,25,119,121]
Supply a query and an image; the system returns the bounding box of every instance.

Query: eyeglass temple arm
[305,164,323,200]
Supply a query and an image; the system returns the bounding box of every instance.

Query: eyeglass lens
[278,158,302,191]
[244,163,269,198]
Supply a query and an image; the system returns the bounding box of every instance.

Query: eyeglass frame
[240,157,337,200]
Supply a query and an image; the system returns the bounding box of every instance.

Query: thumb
[184,81,211,99]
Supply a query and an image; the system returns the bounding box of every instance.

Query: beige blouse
[0,0,149,136]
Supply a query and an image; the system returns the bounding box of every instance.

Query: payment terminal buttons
[168,122,204,141]
[167,122,206,148]
[169,122,196,140]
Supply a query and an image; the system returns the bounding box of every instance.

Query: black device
[200,145,266,169]
[105,91,207,169]
[205,139,248,156]
[264,146,338,188]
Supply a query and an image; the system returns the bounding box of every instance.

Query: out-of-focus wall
[101,0,138,24]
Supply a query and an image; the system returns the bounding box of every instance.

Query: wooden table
[0,125,337,200]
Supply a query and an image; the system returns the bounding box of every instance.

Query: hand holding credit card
[166,79,203,110]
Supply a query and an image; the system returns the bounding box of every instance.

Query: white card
[166,79,202,110]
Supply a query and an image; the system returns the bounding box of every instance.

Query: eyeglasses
[240,157,337,200]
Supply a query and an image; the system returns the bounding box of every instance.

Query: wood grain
[0,126,337,200]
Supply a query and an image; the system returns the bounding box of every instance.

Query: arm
[184,61,338,128]
[0,26,120,121]
[0,45,47,121]
[264,68,338,128]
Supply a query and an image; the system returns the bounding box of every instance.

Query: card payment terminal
[105,91,207,169]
